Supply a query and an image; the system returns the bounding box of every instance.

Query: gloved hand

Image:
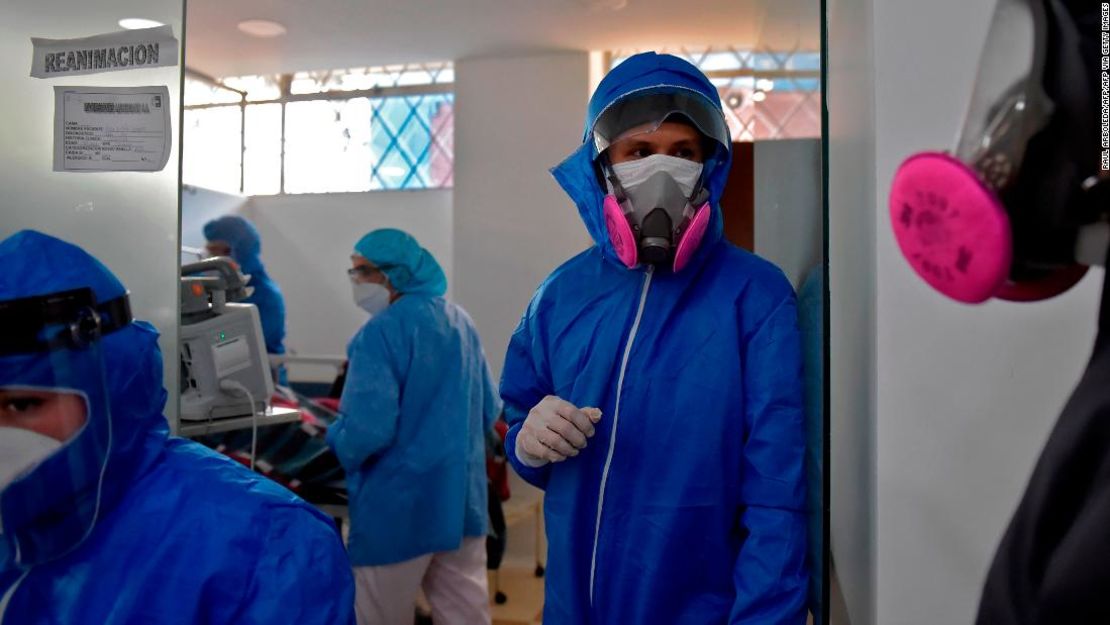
[515,395,602,468]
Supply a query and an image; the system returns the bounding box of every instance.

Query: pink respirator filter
[889,152,1013,304]
[673,202,710,272]
[603,195,639,268]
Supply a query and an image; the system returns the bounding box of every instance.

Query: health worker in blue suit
[327,229,500,625]
[500,52,809,625]
[0,230,354,625]
[203,215,287,384]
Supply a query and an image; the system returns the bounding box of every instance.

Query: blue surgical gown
[327,294,501,566]
[202,215,287,359]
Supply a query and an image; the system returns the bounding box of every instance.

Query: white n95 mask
[610,153,703,198]
[0,426,62,491]
[352,282,391,315]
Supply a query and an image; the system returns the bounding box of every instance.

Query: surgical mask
[352,282,391,315]
[0,426,61,491]
[604,154,711,271]
[890,0,1108,304]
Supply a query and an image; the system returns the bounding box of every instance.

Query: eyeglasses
[347,267,377,281]
[347,264,395,281]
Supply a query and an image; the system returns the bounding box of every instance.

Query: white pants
[353,536,491,625]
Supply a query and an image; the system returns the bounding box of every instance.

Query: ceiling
[185,0,820,78]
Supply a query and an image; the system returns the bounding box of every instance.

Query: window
[290,62,454,94]
[243,103,282,196]
[182,105,241,194]
[608,46,821,142]
[284,98,374,194]
[183,62,454,195]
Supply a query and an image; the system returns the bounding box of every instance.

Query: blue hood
[550,51,733,270]
[203,214,266,276]
[0,231,168,567]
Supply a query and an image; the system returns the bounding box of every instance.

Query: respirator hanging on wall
[889,0,1109,304]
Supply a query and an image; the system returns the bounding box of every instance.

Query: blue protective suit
[500,53,808,624]
[203,216,286,358]
[0,231,354,625]
[327,229,500,566]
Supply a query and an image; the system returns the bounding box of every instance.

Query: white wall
[754,138,823,290]
[826,0,878,621]
[246,191,452,381]
[829,1,1108,622]
[871,1,1106,623]
[180,185,248,250]
[453,52,594,379]
[0,1,183,421]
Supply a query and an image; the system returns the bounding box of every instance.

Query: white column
[453,52,593,379]
[827,0,879,620]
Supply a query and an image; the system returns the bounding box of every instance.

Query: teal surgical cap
[353,229,447,296]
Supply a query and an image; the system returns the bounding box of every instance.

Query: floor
[343,471,819,625]
[488,565,544,625]
[332,471,547,625]
[489,474,546,625]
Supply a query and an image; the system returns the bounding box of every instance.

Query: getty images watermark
[1102,3,1110,170]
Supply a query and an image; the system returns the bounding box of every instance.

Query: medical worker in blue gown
[203,215,287,383]
[327,229,500,625]
[0,230,353,625]
[500,52,808,624]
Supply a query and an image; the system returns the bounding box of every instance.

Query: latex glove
[515,395,602,468]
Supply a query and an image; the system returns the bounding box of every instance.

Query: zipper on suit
[0,569,30,625]
[589,265,654,605]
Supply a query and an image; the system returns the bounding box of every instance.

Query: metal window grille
[183,62,454,194]
[608,45,821,142]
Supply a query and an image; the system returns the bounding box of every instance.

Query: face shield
[0,287,130,561]
[592,88,730,272]
[889,0,1104,304]
[592,89,731,156]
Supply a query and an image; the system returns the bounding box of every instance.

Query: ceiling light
[755,78,775,92]
[751,91,767,103]
[379,166,407,177]
[118,18,164,30]
[237,19,287,38]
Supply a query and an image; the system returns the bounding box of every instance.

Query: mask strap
[685,154,717,215]
[688,174,707,205]
[599,153,632,203]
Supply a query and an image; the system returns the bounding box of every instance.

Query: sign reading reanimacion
[31,25,178,79]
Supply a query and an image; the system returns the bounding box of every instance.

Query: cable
[219,379,259,471]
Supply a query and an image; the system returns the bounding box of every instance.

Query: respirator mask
[593,90,731,272]
[890,0,1109,303]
